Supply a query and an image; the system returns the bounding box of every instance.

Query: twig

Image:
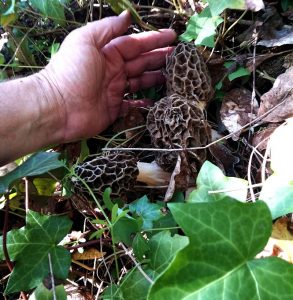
[3,196,13,272]
[24,177,29,213]
[102,88,293,153]
[208,183,263,195]
[119,243,154,285]
[66,239,110,251]
[48,253,57,300]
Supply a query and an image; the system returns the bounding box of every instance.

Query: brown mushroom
[146,94,211,174]
[72,153,171,198]
[166,42,214,106]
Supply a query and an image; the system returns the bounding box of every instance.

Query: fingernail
[119,10,131,18]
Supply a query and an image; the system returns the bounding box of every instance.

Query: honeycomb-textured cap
[72,153,139,198]
[166,42,213,103]
[146,94,211,173]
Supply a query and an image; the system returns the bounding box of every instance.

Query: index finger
[106,29,177,61]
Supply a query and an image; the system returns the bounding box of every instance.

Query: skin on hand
[40,10,177,144]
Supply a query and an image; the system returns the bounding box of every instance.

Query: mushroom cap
[146,94,211,173]
[166,42,213,104]
[72,153,139,198]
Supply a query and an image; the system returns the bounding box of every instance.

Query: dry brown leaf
[258,26,293,47]
[220,88,258,140]
[258,66,293,123]
[72,248,106,261]
[252,126,277,151]
[164,154,182,202]
[209,143,239,177]
[257,217,293,263]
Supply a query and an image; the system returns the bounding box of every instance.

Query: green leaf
[0,0,17,26]
[9,28,37,66]
[187,161,248,203]
[228,66,250,81]
[33,178,57,196]
[29,282,66,300]
[118,231,188,300]
[146,231,189,274]
[260,174,293,219]
[29,0,67,26]
[207,0,246,16]
[49,42,60,58]
[79,139,90,162]
[102,284,123,300]
[112,216,139,245]
[132,233,150,261]
[129,196,163,230]
[0,210,72,294]
[103,187,114,210]
[180,7,223,47]
[148,198,293,299]
[0,152,63,194]
[224,62,251,81]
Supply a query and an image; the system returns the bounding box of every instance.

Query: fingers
[119,99,153,117]
[128,71,165,92]
[125,47,174,77]
[108,29,177,61]
[81,10,131,48]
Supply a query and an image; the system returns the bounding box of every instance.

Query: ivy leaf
[187,161,248,203]
[146,231,189,274]
[132,233,150,261]
[0,152,64,194]
[29,0,67,25]
[207,0,246,16]
[260,174,293,219]
[0,0,17,26]
[112,216,139,246]
[102,284,123,300]
[180,7,223,47]
[207,0,264,16]
[149,198,293,299]
[29,282,67,300]
[129,196,163,230]
[0,210,72,294]
[118,231,188,300]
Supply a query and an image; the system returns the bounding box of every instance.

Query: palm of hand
[44,13,176,142]
[45,38,127,140]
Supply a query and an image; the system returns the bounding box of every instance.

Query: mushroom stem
[137,161,172,186]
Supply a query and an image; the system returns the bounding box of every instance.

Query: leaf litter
[2,0,293,299]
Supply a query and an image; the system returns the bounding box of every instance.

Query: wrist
[31,70,66,145]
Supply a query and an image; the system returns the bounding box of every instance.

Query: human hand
[40,11,176,143]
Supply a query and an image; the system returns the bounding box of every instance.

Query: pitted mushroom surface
[146,94,210,173]
[147,42,213,174]
[166,42,214,104]
[72,153,139,198]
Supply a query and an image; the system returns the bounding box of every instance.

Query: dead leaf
[245,0,264,11]
[269,117,293,177]
[258,66,293,123]
[283,52,293,69]
[257,26,293,47]
[257,217,293,263]
[252,126,277,151]
[220,88,258,140]
[72,248,106,261]
[209,143,239,177]
[164,154,182,202]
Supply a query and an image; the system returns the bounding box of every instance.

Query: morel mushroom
[166,42,214,107]
[146,94,211,173]
[72,153,171,198]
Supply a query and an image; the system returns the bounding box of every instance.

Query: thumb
[83,10,131,48]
